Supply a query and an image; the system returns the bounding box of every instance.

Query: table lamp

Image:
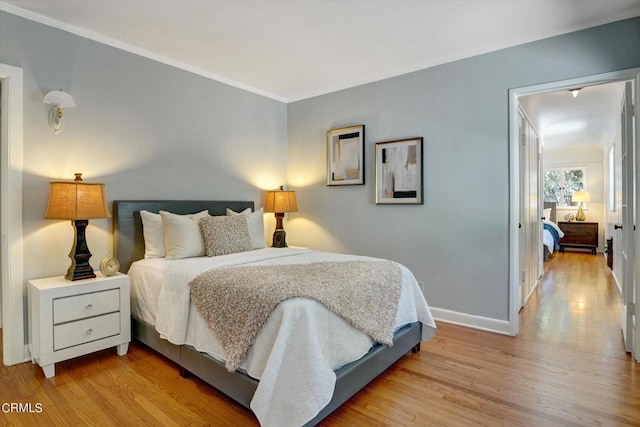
[572,191,590,221]
[44,173,110,280]
[264,186,298,248]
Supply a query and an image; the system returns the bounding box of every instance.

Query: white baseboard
[430,307,512,336]
[24,344,31,363]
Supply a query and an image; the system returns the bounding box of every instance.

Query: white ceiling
[2,0,638,152]
[520,82,627,151]
[1,0,639,102]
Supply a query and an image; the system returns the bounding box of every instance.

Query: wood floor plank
[2,252,639,426]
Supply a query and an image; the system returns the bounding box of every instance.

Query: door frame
[621,80,638,358]
[0,63,25,366]
[508,68,640,346]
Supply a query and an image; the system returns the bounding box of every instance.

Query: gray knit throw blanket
[189,260,402,372]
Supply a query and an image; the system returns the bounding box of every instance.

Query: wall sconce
[43,90,76,134]
[264,186,298,248]
[568,87,582,98]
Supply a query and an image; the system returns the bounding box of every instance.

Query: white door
[518,107,542,309]
[621,80,636,358]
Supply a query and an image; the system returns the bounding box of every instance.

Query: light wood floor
[2,252,639,426]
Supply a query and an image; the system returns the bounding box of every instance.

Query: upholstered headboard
[113,200,254,273]
[543,201,557,223]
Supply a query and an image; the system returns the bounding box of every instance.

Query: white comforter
[128,248,437,427]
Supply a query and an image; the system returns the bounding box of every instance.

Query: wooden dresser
[558,221,598,254]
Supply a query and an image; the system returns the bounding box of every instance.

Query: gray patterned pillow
[199,215,252,256]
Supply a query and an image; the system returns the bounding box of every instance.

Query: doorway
[509,69,640,362]
[0,63,25,366]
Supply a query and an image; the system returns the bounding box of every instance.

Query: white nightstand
[28,273,131,378]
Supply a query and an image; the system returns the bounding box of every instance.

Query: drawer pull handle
[86,328,94,335]
[86,304,93,310]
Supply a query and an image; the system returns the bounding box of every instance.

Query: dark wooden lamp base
[65,219,96,281]
[272,229,288,248]
[271,212,288,248]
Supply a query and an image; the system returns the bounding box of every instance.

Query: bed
[543,202,563,261]
[113,200,437,426]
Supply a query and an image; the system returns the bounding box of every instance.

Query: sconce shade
[44,174,110,281]
[264,188,298,213]
[572,191,590,203]
[43,90,76,108]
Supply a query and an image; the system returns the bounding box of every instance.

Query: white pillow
[160,210,209,259]
[226,207,266,249]
[543,208,553,222]
[140,210,165,258]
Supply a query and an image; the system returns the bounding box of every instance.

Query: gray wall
[0,11,287,281]
[286,17,640,321]
[2,9,639,325]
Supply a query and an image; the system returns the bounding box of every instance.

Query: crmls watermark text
[1,402,43,413]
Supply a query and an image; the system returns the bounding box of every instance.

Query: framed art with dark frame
[327,125,365,186]
[375,137,423,205]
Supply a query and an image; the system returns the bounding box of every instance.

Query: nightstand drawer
[54,312,121,350]
[53,289,120,324]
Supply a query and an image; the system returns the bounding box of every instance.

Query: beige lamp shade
[264,187,298,213]
[572,191,590,203]
[44,173,110,220]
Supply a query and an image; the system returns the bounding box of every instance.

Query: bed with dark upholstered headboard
[112,199,426,426]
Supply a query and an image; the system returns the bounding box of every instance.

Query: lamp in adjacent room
[45,173,110,280]
[572,191,590,221]
[43,90,76,134]
[264,186,298,248]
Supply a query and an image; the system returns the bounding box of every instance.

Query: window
[543,166,587,207]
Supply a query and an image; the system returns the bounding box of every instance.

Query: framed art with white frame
[327,125,365,186]
[375,137,423,205]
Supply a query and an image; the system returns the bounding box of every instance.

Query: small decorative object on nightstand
[100,256,120,276]
[28,273,131,378]
[264,186,298,248]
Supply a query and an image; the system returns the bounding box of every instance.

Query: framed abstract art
[375,137,423,205]
[327,125,365,186]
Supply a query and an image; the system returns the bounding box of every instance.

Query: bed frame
[113,200,422,426]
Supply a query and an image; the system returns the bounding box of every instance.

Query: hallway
[519,251,628,360]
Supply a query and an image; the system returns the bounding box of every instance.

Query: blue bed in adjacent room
[543,202,564,261]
